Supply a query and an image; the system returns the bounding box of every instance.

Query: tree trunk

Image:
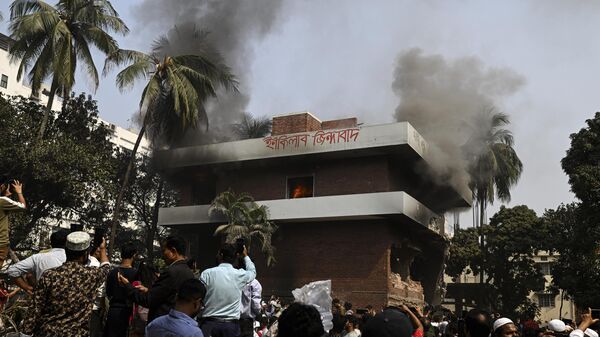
[479,196,486,284]
[108,123,147,254]
[146,179,164,261]
[559,291,564,319]
[37,85,57,141]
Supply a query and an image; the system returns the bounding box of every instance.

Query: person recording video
[0,179,27,267]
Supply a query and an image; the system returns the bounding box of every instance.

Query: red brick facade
[271,113,358,136]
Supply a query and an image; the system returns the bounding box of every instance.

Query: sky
[2,0,599,221]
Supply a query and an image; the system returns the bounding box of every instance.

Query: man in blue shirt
[146,278,206,337]
[200,243,257,337]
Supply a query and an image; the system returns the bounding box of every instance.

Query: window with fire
[287,176,314,199]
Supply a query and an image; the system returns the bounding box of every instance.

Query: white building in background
[0,32,150,154]
[443,251,575,324]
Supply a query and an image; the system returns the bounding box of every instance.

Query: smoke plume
[133,0,285,146]
[392,48,525,186]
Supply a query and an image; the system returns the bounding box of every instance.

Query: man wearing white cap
[549,319,568,336]
[569,308,600,337]
[21,231,110,337]
[492,318,519,337]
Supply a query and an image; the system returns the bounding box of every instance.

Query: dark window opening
[0,75,7,89]
[287,176,314,199]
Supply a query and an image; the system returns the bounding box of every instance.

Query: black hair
[135,261,158,288]
[366,304,373,310]
[346,315,358,326]
[344,302,353,311]
[278,302,325,337]
[65,248,88,262]
[50,229,68,249]
[330,313,346,334]
[176,278,207,303]
[465,309,491,337]
[163,236,187,255]
[219,243,238,265]
[120,242,137,259]
[186,258,199,270]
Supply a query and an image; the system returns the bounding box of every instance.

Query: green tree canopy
[447,205,546,318]
[9,0,128,139]
[0,93,120,249]
[210,190,278,266]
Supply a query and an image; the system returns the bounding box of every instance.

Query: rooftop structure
[158,111,471,307]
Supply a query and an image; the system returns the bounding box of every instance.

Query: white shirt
[87,255,105,311]
[7,248,66,281]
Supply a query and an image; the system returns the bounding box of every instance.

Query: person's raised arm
[12,181,26,209]
[401,304,424,332]
[240,246,256,285]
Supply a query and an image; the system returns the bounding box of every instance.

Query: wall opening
[287,176,314,199]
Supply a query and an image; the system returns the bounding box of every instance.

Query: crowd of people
[1,179,600,337]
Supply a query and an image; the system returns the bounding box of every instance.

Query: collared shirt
[200,256,256,320]
[146,309,204,337]
[0,196,25,246]
[241,279,262,319]
[7,248,66,281]
[21,260,110,337]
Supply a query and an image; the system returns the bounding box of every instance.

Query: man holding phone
[199,243,257,337]
[0,179,26,267]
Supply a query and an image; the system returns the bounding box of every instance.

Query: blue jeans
[200,320,241,337]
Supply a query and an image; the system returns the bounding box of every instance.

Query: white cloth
[241,279,263,319]
[87,256,106,311]
[7,248,65,281]
[549,319,567,333]
[569,329,598,337]
[493,318,514,332]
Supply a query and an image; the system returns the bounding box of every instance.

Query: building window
[287,176,314,199]
[0,75,7,89]
[538,262,552,275]
[537,294,555,308]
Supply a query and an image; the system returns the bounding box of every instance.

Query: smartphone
[235,238,246,255]
[592,309,600,319]
[70,223,84,232]
[93,228,106,248]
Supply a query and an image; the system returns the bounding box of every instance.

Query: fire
[292,184,311,198]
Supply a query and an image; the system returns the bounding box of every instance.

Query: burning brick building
[156,111,471,308]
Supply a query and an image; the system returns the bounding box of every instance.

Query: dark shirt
[106,266,137,308]
[126,259,194,322]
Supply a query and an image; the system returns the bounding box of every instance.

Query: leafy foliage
[9,0,128,138]
[210,191,278,266]
[447,206,546,318]
[543,112,600,307]
[234,112,272,139]
[121,155,178,260]
[0,93,120,249]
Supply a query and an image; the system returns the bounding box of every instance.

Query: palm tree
[210,190,278,266]
[463,107,523,283]
[234,112,272,139]
[103,36,238,252]
[9,0,128,140]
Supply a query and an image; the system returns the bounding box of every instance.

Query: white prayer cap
[585,329,599,337]
[493,318,514,332]
[548,320,566,332]
[66,231,91,251]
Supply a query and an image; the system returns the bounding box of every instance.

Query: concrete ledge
[158,191,439,229]
[155,122,428,168]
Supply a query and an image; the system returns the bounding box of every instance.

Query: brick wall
[178,218,442,309]
[214,156,391,201]
[322,117,358,130]
[271,112,358,136]
[272,113,322,136]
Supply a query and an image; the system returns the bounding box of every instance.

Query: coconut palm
[234,112,272,139]
[463,107,523,283]
[210,190,278,266]
[9,0,129,140]
[103,36,238,251]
